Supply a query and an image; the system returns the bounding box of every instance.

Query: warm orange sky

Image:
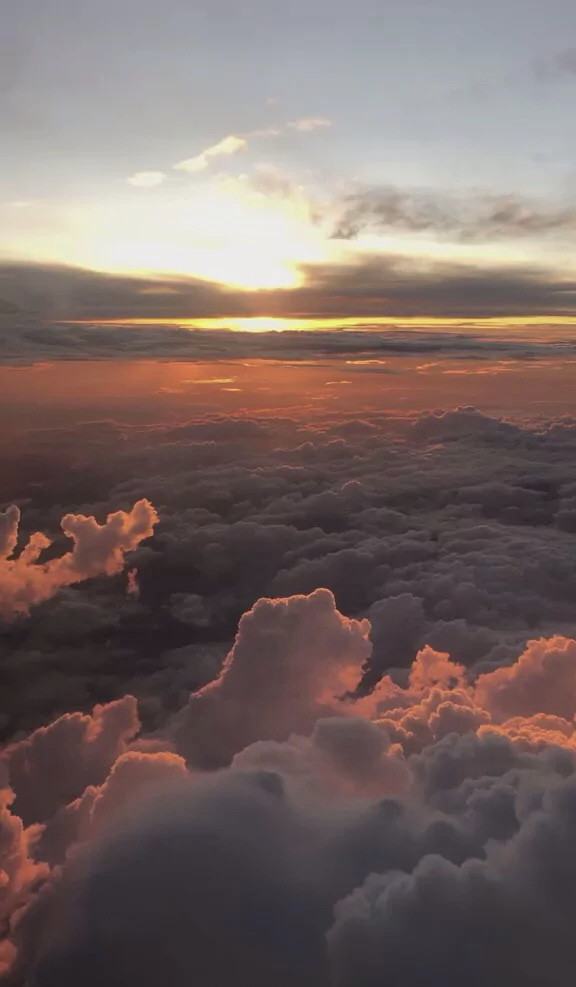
[4,351,576,433]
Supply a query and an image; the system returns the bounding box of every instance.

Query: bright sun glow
[71,178,329,290]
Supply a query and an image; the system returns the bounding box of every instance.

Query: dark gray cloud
[1,256,576,347]
[328,765,576,987]
[0,262,248,323]
[331,188,576,242]
[0,317,560,364]
[6,405,576,744]
[6,313,576,365]
[14,718,576,987]
[5,396,576,981]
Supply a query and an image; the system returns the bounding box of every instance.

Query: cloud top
[0,499,158,620]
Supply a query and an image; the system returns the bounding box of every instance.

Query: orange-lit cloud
[5,588,576,980]
[0,500,158,620]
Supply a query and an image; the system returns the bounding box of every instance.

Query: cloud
[8,398,576,980]
[7,402,576,747]
[0,504,19,558]
[475,636,576,723]
[174,588,371,767]
[3,696,140,824]
[249,127,282,138]
[532,48,576,82]
[174,135,247,173]
[0,786,48,941]
[166,119,329,176]
[126,171,166,188]
[331,186,576,241]
[40,749,189,862]
[27,772,336,987]
[0,499,158,620]
[327,772,576,987]
[1,257,576,336]
[234,715,410,798]
[8,603,576,984]
[294,255,576,319]
[288,116,332,132]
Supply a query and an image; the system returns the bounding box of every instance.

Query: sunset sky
[6,5,576,984]
[3,0,576,322]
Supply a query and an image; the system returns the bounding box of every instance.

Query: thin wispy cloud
[249,127,282,138]
[532,48,576,82]
[287,116,332,132]
[331,186,576,242]
[172,118,332,177]
[174,135,248,173]
[127,171,167,188]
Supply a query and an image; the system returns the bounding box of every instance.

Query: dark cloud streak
[331,188,576,242]
[1,258,576,360]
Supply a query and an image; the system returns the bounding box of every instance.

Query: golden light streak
[64,315,576,333]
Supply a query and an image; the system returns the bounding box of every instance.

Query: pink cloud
[0,499,158,621]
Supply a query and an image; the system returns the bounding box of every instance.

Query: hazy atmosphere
[3,2,576,985]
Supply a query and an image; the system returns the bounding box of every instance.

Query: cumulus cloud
[4,584,576,981]
[174,588,371,767]
[0,499,158,621]
[7,402,576,746]
[3,695,140,823]
[174,134,247,173]
[0,504,19,558]
[0,786,48,963]
[40,749,189,862]
[7,398,576,981]
[327,779,576,987]
[475,635,576,722]
[357,631,576,757]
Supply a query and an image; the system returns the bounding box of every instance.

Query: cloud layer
[3,587,576,984]
[1,259,576,337]
[2,394,576,982]
[5,403,576,742]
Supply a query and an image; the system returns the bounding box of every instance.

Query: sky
[7,5,576,981]
[3,0,576,321]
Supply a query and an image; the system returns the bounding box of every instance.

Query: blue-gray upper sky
[2,0,576,312]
